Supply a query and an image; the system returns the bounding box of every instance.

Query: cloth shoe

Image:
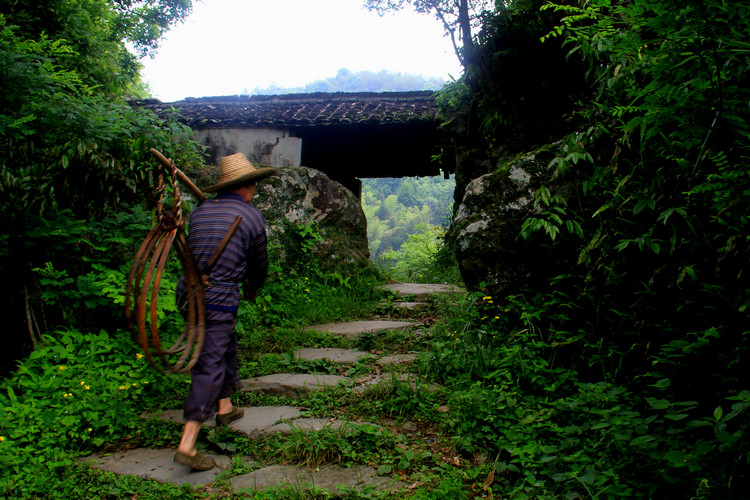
[173,450,216,471]
[216,407,244,426]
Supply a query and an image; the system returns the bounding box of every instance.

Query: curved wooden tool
[124,155,206,372]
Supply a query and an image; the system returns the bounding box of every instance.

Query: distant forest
[245,68,446,95]
[361,176,455,257]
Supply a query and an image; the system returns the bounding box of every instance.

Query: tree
[364,0,495,79]
[0,0,201,369]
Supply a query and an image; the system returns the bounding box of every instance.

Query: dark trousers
[183,310,241,422]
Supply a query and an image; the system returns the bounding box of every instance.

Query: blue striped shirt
[177,192,269,313]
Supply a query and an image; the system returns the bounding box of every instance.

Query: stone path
[231,464,405,495]
[294,347,375,363]
[306,320,417,339]
[377,282,463,301]
[82,282,462,496]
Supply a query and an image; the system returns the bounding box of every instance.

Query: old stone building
[136,91,454,197]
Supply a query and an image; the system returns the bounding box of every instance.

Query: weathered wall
[194,128,302,168]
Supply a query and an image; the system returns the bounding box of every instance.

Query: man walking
[174,153,275,470]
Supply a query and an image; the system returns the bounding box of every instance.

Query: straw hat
[203,153,276,193]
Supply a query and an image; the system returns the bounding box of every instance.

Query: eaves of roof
[132,91,439,129]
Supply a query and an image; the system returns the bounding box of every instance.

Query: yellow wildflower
[87,428,92,432]
[118,385,127,390]
[58,365,65,370]
[80,381,85,386]
[0,436,5,442]
[132,383,137,386]
[495,316,500,320]
[136,353,143,360]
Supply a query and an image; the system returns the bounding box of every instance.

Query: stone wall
[194,127,302,168]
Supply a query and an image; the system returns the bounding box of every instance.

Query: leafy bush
[425,290,750,497]
[0,327,183,497]
[1,1,204,368]
[239,224,381,332]
[378,224,461,284]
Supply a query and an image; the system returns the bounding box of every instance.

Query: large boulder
[253,166,369,272]
[448,144,571,295]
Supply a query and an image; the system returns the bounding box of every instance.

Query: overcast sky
[138,0,463,102]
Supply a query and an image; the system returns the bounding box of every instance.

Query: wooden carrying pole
[148,148,207,203]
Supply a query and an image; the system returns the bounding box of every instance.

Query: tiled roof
[134,91,439,129]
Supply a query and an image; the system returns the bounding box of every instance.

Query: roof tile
[132,91,439,128]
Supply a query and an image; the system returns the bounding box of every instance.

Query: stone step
[389,301,429,310]
[231,464,406,496]
[353,372,441,395]
[152,405,373,438]
[306,320,417,340]
[153,405,304,438]
[82,449,405,494]
[377,282,463,301]
[294,347,375,364]
[80,448,231,487]
[240,373,352,399]
[377,353,418,366]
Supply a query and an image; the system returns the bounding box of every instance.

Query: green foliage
[360,376,445,421]
[3,462,201,500]
[246,351,339,378]
[276,423,397,468]
[378,224,461,284]
[524,0,750,401]
[0,327,182,497]
[1,0,203,365]
[425,292,750,497]
[420,0,750,495]
[237,224,380,332]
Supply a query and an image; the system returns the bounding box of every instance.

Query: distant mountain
[243,68,446,95]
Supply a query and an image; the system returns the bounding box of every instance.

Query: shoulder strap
[201,215,243,285]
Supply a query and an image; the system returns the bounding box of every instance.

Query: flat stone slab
[152,406,370,439]
[231,464,404,495]
[353,373,441,394]
[294,347,375,364]
[240,373,352,399]
[377,283,463,301]
[81,448,231,487]
[307,320,417,339]
[263,417,349,435]
[377,353,418,365]
[153,406,303,437]
[392,301,428,310]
